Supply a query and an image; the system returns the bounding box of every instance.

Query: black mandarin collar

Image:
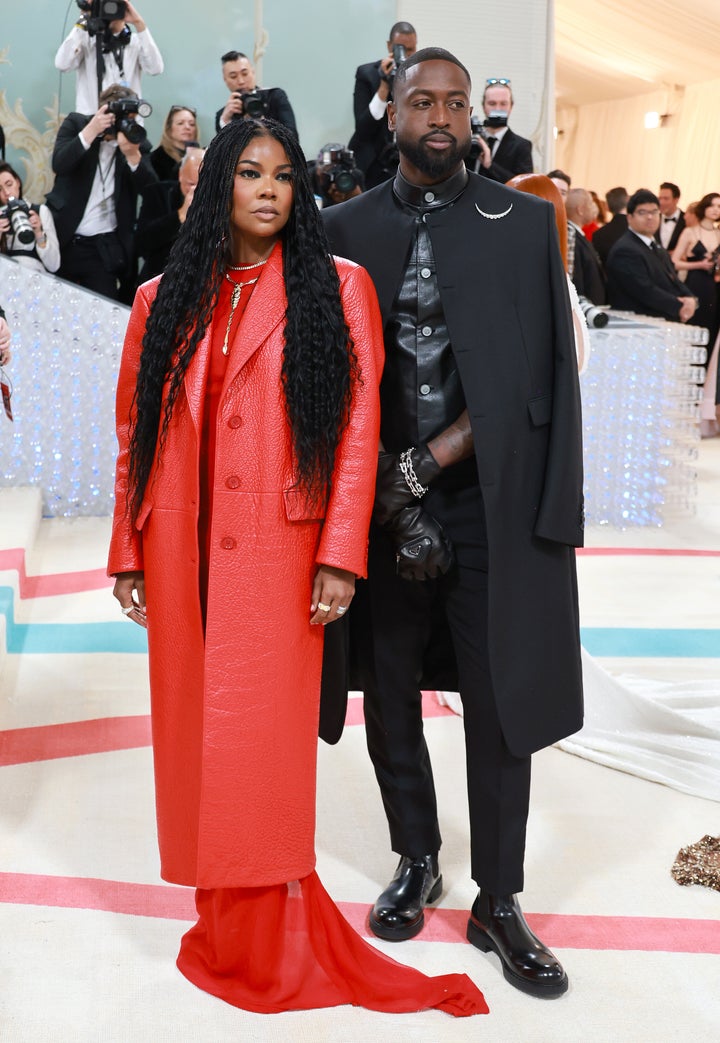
[392,165,468,212]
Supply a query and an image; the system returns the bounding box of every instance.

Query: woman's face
[0,170,21,205]
[169,109,197,147]
[704,196,720,223]
[230,135,294,253]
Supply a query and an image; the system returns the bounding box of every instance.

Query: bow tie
[664,216,677,223]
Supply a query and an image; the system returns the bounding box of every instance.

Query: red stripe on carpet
[0,872,717,953]
[0,548,111,598]
[0,715,152,766]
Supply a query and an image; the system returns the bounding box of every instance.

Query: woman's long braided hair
[126,117,358,519]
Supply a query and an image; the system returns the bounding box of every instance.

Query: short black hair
[659,181,680,200]
[605,186,628,214]
[547,169,571,187]
[221,50,249,64]
[389,21,416,40]
[627,189,659,214]
[394,47,471,90]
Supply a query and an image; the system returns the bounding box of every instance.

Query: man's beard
[396,129,471,181]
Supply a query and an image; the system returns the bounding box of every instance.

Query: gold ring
[317,602,331,612]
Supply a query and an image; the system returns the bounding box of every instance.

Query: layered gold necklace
[221,257,269,355]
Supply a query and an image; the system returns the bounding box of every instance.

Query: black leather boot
[467,890,568,998]
[369,854,442,941]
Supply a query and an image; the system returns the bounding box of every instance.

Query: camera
[316,146,361,196]
[233,90,269,119]
[484,111,509,129]
[105,97,152,144]
[468,114,492,163]
[76,0,127,36]
[0,196,35,245]
[578,295,609,329]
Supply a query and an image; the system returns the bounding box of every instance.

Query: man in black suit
[656,181,685,253]
[46,84,157,301]
[476,78,533,182]
[134,147,203,285]
[323,48,583,999]
[607,188,697,321]
[348,21,417,189]
[566,188,606,304]
[592,186,628,267]
[214,50,296,136]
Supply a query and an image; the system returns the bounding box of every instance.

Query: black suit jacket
[571,227,606,305]
[592,213,627,266]
[134,180,182,284]
[655,210,685,254]
[474,127,533,183]
[46,111,157,276]
[348,60,395,188]
[607,230,688,319]
[322,174,584,756]
[214,87,297,136]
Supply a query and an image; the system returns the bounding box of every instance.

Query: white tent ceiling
[555,0,720,106]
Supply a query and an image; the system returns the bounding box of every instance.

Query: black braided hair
[126,117,358,519]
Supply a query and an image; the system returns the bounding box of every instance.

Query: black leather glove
[373,446,441,527]
[384,503,455,580]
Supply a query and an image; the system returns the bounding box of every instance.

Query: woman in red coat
[108,118,486,1017]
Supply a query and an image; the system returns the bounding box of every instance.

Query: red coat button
[228,416,242,429]
[225,475,241,489]
[220,537,236,550]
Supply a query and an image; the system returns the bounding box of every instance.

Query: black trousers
[360,481,531,895]
[58,236,120,301]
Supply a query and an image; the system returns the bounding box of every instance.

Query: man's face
[388,60,472,185]
[179,160,201,199]
[387,32,417,59]
[658,188,678,216]
[223,58,256,94]
[483,85,513,119]
[550,177,568,202]
[628,201,661,236]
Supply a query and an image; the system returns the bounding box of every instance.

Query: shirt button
[420,267,432,279]
[421,325,433,337]
[225,475,241,489]
[220,537,236,550]
[420,383,431,395]
[228,415,242,429]
[424,191,435,202]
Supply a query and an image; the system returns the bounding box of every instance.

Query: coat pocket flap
[134,499,152,531]
[283,487,326,522]
[527,394,553,427]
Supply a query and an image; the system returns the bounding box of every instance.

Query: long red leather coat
[108,247,383,888]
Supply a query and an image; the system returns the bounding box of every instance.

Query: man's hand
[116,131,142,167]
[0,317,11,367]
[376,55,394,102]
[122,2,146,31]
[221,93,244,126]
[472,134,492,169]
[385,504,454,581]
[82,104,116,144]
[373,446,441,527]
[678,297,697,323]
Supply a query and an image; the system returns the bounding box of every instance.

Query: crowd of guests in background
[1,7,719,428]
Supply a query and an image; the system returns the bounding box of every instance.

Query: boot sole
[368,875,443,941]
[466,918,569,999]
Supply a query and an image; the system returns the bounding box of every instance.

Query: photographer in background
[311,143,364,208]
[0,161,61,273]
[214,51,296,135]
[46,84,157,302]
[474,78,533,183]
[348,21,417,189]
[55,0,164,116]
[134,147,204,283]
[0,304,11,368]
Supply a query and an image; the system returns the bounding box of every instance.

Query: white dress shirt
[55,25,164,115]
[659,208,681,249]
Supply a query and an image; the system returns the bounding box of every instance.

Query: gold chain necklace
[227,256,271,271]
[221,272,259,355]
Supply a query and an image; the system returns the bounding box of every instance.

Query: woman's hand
[113,570,147,628]
[310,565,355,625]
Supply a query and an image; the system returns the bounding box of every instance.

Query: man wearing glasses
[475,78,533,182]
[606,189,697,321]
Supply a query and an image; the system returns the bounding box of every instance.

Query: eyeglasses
[486,78,511,87]
[634,208,660,217]
[169,105,197,117]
